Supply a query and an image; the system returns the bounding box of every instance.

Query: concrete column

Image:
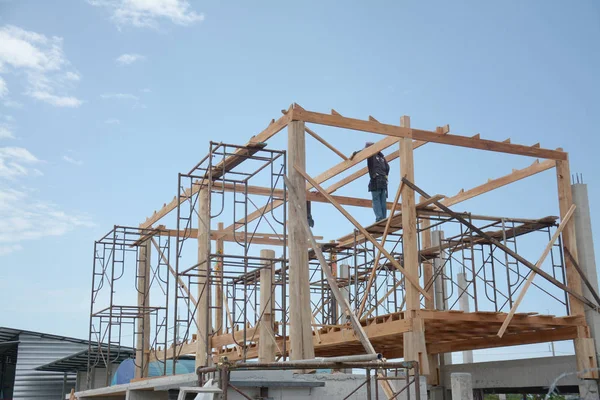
[135,240,151,378]
[339,264,350,321]
[579,379,600,400]
[457,273,473,364]
[498,394,506,400]
[450,373,473,400]
[196,186,211,369]
[432,230,452,367]
[259,249,276,363]
[572,183,600,356]
[287,120,315,361]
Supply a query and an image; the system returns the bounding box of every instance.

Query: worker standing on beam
[352,142,390,222]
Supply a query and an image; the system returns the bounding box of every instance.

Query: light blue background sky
[0,0,599,362]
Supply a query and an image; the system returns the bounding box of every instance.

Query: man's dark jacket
[367,152,390,192]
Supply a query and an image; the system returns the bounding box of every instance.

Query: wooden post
[196,186,211,369]
[215,222,224,335]
[135,240,151,378]
[259,249,276,362]
[287,120,315,360]
[420,212,434,310]
[556,159,599,379]
[400,115,430,376]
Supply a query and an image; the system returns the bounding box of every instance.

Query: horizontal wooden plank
[292,108,567,160]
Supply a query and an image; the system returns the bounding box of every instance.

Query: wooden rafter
[442,159,556,207]
[305,126,348,161]
[290,107,567,160]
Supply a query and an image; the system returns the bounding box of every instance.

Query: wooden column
[215,222,224,335]
[135,240,151,378]
[259,249,276,362]
[196,186,211,369]
[400,115,429,375]
[288,120,315,360]
[420,213,434,310]
[556,159,598,379]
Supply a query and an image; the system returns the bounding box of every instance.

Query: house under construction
[81,104,600,399]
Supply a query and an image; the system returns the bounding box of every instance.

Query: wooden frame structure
[87,104,600,392]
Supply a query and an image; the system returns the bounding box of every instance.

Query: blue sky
[0,0,599,363]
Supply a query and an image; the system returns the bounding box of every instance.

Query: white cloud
[62,155,83,165]
[3,99,22,108]
[116,53,145,65]
[105,118,120,124]
[0,25,82,107]
[0,126,14,139]
[0,146,40,179]
[0,76,7,98]
[101,92,139,100]
[0,187,94,255]
[0,244,22,256]
[141,88,151,93]
[88,0,204,28]
[65,71,81,81]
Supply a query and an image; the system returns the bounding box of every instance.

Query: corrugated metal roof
[0,327,88,346]
[13,333,88,399]
[36,345,135,373]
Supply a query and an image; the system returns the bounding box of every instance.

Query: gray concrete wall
[442,355,582,389]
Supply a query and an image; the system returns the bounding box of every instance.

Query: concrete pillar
[579,379,600,400]
[457,273,473,364]
[135,240,151,378]
[259,249,276,363]
[432,230,452,367]
[572,183,600,358]
[498,395,507,400]
[339,264,350,321]
[287,120,315,361]
[450,373,473,400]
[196,186,211,369]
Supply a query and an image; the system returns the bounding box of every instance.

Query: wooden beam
[291,108,567,160]
[294,164,431,301]
[305,127,348,161]
[285,174,377,355]
[442,159,555,207]
[497,204,576,338]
